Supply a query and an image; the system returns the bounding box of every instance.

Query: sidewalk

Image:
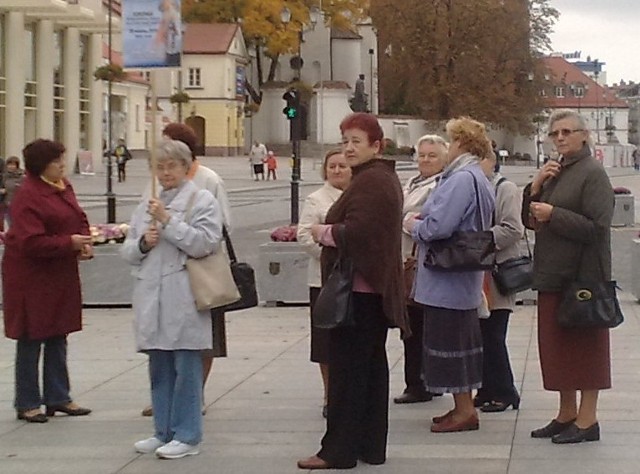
[0,296,638,473]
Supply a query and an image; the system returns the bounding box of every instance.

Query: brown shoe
[430,413,479,433]
[141,405,153,417]
[45,402,91,417]
[432,409,455,424]
[296,455,332,470]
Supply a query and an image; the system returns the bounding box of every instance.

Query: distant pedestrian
[633,146,640,171]
[114,138,132,182]
[265,151,278,180]
[1,156,25,229]
[249,140,267,181]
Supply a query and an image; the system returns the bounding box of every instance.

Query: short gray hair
[548,109,592,145]
[415,134,448,162]
[155,139,192,170]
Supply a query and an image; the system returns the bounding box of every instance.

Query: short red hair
[339,113,384,148]
[162,123,197,159]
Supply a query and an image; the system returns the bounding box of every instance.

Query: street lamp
[593,59,601,144]
[106,0,116,223]
[280,5,321,224]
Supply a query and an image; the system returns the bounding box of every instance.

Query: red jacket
[2,175,89,340]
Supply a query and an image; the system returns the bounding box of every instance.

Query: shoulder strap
[186,191,236,263]
[464,170,485,230]
[494,176,507,194]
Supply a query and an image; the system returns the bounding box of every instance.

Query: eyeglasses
[548,128,585,138]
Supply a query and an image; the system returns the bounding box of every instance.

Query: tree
[183,0,370,91]
[371,0,559,133]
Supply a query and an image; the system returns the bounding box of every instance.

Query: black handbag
[556,248,624,329]
[215,226,259,312]
[312,226,356,329]
[424,171,495,272]
[492,231,534,295]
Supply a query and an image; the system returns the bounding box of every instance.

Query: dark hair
[6,156,20,168]
[339,113,384,148]
[22,139,65,176]
[162,123,197,159]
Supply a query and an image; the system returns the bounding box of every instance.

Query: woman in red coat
[2,139,94,423]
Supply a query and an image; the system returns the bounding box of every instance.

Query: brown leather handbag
[404,244,420,306]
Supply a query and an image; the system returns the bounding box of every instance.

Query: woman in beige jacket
[297,149,351,417]
[394,135,447,404]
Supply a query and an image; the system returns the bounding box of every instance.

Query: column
[36,19,54,139]
[88,33,104,171]
[5,12,25,158]
[63,27,80,169]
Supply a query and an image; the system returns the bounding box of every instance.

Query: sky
[549,0,640,85]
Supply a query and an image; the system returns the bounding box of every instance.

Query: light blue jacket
[121,180,223,351]
[412,163,495,310]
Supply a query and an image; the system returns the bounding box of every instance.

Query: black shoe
[552,422,600,444]
[480,395,521,413]
[17,410,48,423]
[531,418,577,438]
[45,403,92,417]
[393,391,433,404]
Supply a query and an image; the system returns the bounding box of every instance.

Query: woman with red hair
[297,113,409,470]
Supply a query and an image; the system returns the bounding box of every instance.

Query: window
[188,68,201,87]
[572,84,585,98]
[554,86,565,98]
[142,71,151,82]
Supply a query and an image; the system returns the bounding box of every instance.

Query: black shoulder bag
[423,171,495,272]
[312,226,356,329]
[557,248,624,329]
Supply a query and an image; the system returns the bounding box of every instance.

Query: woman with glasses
[523,109,614,444]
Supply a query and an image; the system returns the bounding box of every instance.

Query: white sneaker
[155,440,200,459]
[134,437,165,454]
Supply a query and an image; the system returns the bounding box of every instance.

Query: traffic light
[282,89,299,120]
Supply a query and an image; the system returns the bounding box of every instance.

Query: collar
[40,175,66,191]
[351,158,394,176]
[560,144,591,168]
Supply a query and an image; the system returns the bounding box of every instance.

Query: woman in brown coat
[523,109,614,444]
[2,139,93,423]
[297,113,408,470]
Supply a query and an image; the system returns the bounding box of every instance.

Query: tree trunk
[267,54,280,83]
[256,45,264,88]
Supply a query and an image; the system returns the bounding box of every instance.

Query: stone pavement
[0,297,639,474]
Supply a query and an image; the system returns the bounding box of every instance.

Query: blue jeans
[148,350,203,445]
[15,336,71,410]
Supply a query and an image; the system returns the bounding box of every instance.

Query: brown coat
[522,145,614,291]
[322,159,409,335]
[2,175,89,340]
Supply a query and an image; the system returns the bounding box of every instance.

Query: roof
[542,56,627,108]
[101,44,148,85]
[331,27,362,40]
[183,23,239,55]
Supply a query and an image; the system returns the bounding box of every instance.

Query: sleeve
[160,190,223,258]
[521,182,540,230]
[120,202,149,264]
[491,181,524,251]
[296,194,323,259]
[204,174,232,231]
[546,168,614,244]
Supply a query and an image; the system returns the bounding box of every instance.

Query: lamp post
[106,0,116,223]
[593,59,601,144]
[368,48,374,113]
[280,5,320,225]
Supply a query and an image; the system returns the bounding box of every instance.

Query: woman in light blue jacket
[121,140,222,460]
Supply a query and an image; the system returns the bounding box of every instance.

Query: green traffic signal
[287,107,297,119]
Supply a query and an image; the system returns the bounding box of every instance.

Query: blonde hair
[445,117,491,159]
[320,148,344,180]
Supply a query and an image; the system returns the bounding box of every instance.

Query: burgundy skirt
[537,292,611,391]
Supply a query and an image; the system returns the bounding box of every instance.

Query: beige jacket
[401,173,441,259]
[297,183,343,288]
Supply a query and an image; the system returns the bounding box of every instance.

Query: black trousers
[117,163,126,182]
[318,293,389,468]
[401,304,426,393]
[478,309,518,401]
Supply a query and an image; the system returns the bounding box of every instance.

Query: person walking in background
[136,123,233,419]
[1,156,24,230]
[297,148,352,419]
[394,135,447,405]
[114,138,132,183]
[297,113,408,470]
[475,152,523,413]
[121,140,223,459]
[409,117,495,433]
[249,140,267,181]
[2,139,93,423]
[523,109,614,444]
[265,151,278,180]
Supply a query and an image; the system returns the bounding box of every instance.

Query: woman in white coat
[297,149,351,418]
[475,153,523,412]
[121,140,222,459]
[394,135,447,404]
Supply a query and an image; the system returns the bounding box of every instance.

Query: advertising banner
[122,0,182,69]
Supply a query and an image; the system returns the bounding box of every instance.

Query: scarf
[441,152,481,179]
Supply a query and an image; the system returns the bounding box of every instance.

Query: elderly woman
[523,109,614,444]
[410,117,495,433]
[121,140,222,459]
[394,135,447,405]
[297,113,408,470]
[2,139,93,423]
[297,148,352,418]
[475,153,523,412]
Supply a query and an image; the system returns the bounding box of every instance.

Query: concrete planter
[632,239,640,301]
[258,242,310,306]
[612,194,635,227]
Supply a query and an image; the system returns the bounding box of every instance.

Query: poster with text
[122,0,182,69]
